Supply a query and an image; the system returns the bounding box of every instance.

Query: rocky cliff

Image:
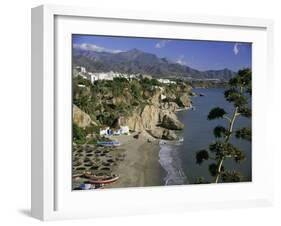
[73,76,192,140]
[112,87,190,140]
[73,104,96,128]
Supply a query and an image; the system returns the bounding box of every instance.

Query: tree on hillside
[195,68,252,183]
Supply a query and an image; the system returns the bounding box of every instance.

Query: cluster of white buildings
[89,71,139,83]
[157,78,176,84]
[75,66,177,85]
[75,66,144,84]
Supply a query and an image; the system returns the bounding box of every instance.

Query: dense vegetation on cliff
[73,76,192,143]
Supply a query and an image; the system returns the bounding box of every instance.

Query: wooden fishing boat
[97,141,120,147]
[84,173,106,179]
[84,174,119,184]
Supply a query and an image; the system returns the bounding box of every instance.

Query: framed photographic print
[31,4,274,221]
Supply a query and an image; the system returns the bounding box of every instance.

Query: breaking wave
[159,140,188,185]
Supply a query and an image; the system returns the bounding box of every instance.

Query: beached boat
[86,175,120,184]
[97,141,120,147]
[79,183,93,190]
[78,183,105,190]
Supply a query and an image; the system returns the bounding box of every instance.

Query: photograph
[71,34,252,190]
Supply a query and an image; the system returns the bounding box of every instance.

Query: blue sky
[73,34,252,72]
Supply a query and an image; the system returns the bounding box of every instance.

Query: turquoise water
[159,88,252,184]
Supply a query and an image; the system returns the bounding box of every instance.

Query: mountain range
[73,47,236,81]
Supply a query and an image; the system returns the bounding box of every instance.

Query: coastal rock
[147,127,178,140]
[113,103,184,133]
[165,92,177,102]
[142,90,151,99]
[106,93,133,107]
[161,102,179,112]
[174,83,192,93]
[116,104,162,132]
[127,113,144,132]
[162,129,178,140]
[147,127,165,139]
[161,113,184,130]
[113,113,144,132]
[73,105,96,128]
[177,93,191,108]
[182,84,192,93]
[150,89,162,106]
[141,105,160,130]
[190,92,197,96]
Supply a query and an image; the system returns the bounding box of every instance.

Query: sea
[158,88,252,184]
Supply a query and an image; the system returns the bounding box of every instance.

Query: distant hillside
[73,47,236,81]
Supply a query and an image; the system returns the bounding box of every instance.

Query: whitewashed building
[157,78,176,84]
[100,127,110,136]
[89,73,98,83]
[76,66,87,73]
[129,74,138,80]
[100,126,130,136]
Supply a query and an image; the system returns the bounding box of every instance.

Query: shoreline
[106,132,164,188]
[72,107,191,189]
[106,105,191,188]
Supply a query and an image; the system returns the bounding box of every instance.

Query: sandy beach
[107,132,164,188]
[72,132,164,189]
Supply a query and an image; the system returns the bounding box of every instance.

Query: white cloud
[155,40,171,48]
[233,43,241,55]
[176,55,187,66]
[73,43,123,53]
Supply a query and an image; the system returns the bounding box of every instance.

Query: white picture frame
[31,4,274,221]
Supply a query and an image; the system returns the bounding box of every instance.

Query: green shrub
[73,124,86,144]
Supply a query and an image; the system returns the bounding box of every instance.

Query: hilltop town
[74,66,177,85]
